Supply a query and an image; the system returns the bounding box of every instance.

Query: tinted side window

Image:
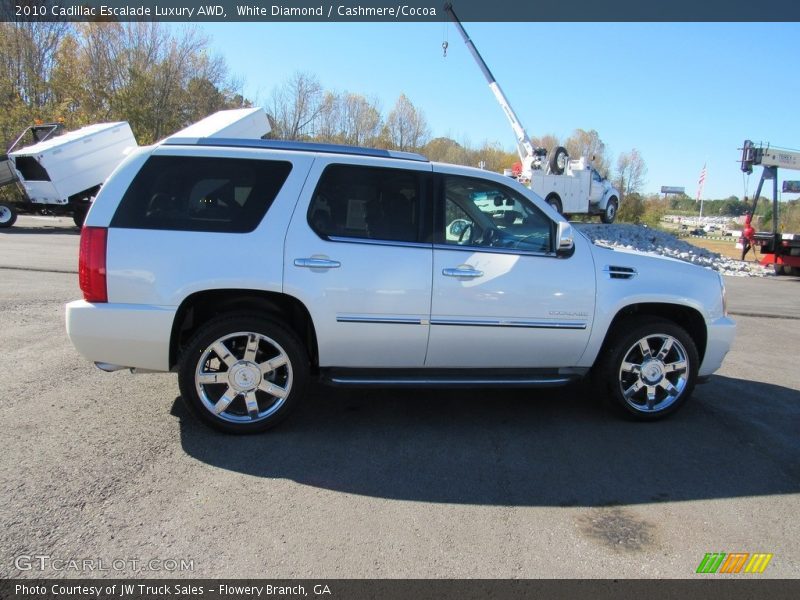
[111,156,292,233]
[308,164,423,243]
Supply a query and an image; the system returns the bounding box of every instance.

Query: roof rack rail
[162,137,429,163]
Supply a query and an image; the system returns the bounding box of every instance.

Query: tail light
[79,226,108,302]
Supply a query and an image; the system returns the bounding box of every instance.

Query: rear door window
[307,164,425,243]
[111,155,292,233]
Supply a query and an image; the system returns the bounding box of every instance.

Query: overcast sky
[197,21,800,200]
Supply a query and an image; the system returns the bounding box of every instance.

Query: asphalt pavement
[0,216,798,579]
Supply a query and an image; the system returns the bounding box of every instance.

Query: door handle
[294,258,341,269]
[442,267,483,278]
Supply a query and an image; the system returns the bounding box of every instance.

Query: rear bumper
[65,300,176,372]
[699,316,736,377]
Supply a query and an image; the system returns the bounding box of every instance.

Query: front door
[588,168,605,204]
[426,169,596,369]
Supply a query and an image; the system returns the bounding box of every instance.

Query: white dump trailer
[8,122,137,226]
[0,108,270,228]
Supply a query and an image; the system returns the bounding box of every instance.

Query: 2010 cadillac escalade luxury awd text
[66,135,736,433]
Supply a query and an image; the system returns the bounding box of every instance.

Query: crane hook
[442,40,449,58]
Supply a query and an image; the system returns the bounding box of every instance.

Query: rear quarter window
[110,155,292,233]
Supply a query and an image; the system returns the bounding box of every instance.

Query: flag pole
[697,162,707,220]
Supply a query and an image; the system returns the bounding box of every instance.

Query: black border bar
[2,579,800,600]
[4,0,800,22]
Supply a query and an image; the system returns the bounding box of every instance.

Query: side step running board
[320,370,583,388]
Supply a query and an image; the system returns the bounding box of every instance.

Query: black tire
[546,194,562,214]
[548,146,569,175]
[178,314,309,434]
[0,203,17,228]
[600,197,618,224]
[596,317,699,421]
[72,208,86,228]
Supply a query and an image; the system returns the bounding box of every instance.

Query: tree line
[0,22,247,147]
[2,21,649,206]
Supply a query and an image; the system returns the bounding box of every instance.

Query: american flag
[696,163,707,201]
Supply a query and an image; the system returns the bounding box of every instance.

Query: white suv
[66,137,736,433]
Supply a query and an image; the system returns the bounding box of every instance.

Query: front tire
[0,203,17,228]
[178,314,309,434]
[598,317,699,420]
[601,197,618,224]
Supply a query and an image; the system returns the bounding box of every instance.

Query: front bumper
[699,316,736,377]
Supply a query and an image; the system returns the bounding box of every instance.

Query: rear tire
[597,317,699,421]
[72,208,87,228]
[178,314,309,434]
[601,197,618,224]
[0,203,17,228]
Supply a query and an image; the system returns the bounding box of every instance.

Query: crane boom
[741,140,800,172]
[444,3,535,167]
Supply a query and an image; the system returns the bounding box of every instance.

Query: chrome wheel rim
[618,333,689,413]
[0,206,11,224]
[606,202,616,220]
[195,331,292,423]
[556,152,567,171]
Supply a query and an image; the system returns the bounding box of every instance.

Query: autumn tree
[531,134,560,153]
[338,93,382,146]
[616,192,644,223]
[0,21,72,143]
[564,129,610,176]
[423,137,469,165]
[615,148,648,197]
[383,94,430,151]
[267,71,325,140]
[1,22,243,146]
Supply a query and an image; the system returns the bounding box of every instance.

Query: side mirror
[556,221,575,257]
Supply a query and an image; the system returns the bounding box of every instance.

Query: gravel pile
[575,223,773,277]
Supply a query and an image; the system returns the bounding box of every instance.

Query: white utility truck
[444,3,621,223]
[528,154,620,221]
[0,108,269,228]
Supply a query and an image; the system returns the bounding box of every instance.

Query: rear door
[426,167,595,368]
[284,156,433,368]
